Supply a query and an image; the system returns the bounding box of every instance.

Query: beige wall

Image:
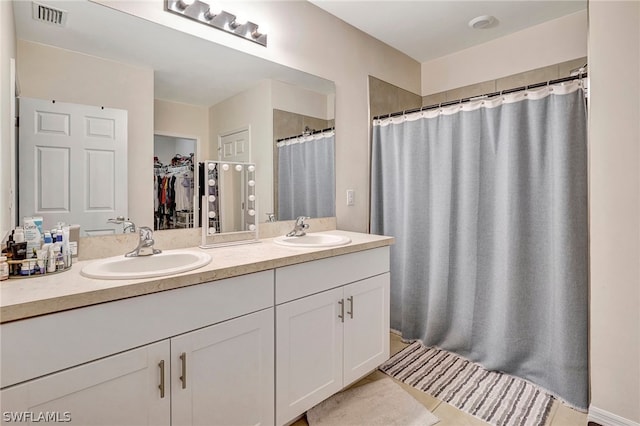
[421,10,588,96]
[16,40,155,227]
[422,57,587,106]
[154,98,209,157]
[368,76,421,119]
[0,1,16,240]
[588,1,640,424]
[271,80,333,122]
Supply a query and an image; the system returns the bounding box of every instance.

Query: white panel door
[218,128,250,162]
[217,128,250,232]
[275,287,344,426]
[19,97,127,235]
[171,308,274,426]
[343,273,390,386]
[0,340,170,426]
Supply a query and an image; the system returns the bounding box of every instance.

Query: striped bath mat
[380,341,555,426]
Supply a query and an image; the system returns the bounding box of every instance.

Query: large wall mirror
[12,0,335,237]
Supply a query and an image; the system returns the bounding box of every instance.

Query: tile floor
[293,333,587,426]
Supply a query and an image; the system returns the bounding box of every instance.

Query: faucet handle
[139,226,153,240]
[295,216,310,226]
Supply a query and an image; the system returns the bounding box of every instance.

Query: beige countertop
[0,231,393,324]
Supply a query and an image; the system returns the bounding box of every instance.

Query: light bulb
[248,209,255,216]
[222,163,230,171]
[235,164,243,172]
[248,195,256,201]
[248,180,255,187]
[177,0,195,10]
[248,165,255,172]
[249,224,256,231]
[208,179,216,187]
[208,211,216,218]
[209,227,216,235]
[208,195,216,202]
[204,6,219,20]
[207,162,215,171]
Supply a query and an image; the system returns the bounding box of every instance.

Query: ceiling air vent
[32,2,67,26]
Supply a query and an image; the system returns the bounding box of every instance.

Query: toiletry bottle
[62,226,71,267]
[0,256,8,281]
[47,241,57,273]
[14,227,25,244]
[41,233,53,273]
[54,234,65,270]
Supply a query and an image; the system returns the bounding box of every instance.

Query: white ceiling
[309,1,587,63]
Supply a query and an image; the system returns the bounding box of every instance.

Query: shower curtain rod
[276,126,335,143]
[372,73,588,120]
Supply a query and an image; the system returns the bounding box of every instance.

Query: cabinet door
[0,341,170,426]
[343,273,390,385]
[171,308,274,426]
[275,287,344,426]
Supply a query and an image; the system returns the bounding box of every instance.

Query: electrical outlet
[346,189,355,206]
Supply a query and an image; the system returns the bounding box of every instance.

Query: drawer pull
[338,299,344,323]
[347,296,354,319]
[179,352,187,389]
[158,360,166,398]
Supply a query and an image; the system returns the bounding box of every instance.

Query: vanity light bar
[165,0,267,47]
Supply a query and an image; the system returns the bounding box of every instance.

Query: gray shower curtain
[370,84,588,409]
[278,132,335,220]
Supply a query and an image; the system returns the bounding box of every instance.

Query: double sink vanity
[0,229,393,426]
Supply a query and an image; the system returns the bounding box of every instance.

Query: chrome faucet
[108,216,137,234]
[286,216,310,237]
[125,226,162,257]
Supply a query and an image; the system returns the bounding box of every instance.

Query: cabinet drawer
[275,247,389,304]
[1,270,274,389]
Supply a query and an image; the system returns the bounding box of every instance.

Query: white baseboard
[589,405,640,426]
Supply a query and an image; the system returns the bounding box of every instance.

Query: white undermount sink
[273,233,351,248]
[80,250,212,280]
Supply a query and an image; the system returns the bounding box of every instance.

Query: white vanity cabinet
[274,248,390,426]
[0,271,274,426]
[171,308,274,426]
[0,340,171,425]
[0,241,393,426]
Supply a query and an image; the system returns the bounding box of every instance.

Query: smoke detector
[32,2,67,27]
[468,15,497,29]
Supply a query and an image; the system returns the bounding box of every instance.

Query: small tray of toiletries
[6,254,72,279]
[2,217,77,281]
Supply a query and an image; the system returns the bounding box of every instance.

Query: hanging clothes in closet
[154,159,194,230]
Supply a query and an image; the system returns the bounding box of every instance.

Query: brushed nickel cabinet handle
[179,352,187,389]
[347,296,354,319]
[338,299,344,323]
[158,360,166,398]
